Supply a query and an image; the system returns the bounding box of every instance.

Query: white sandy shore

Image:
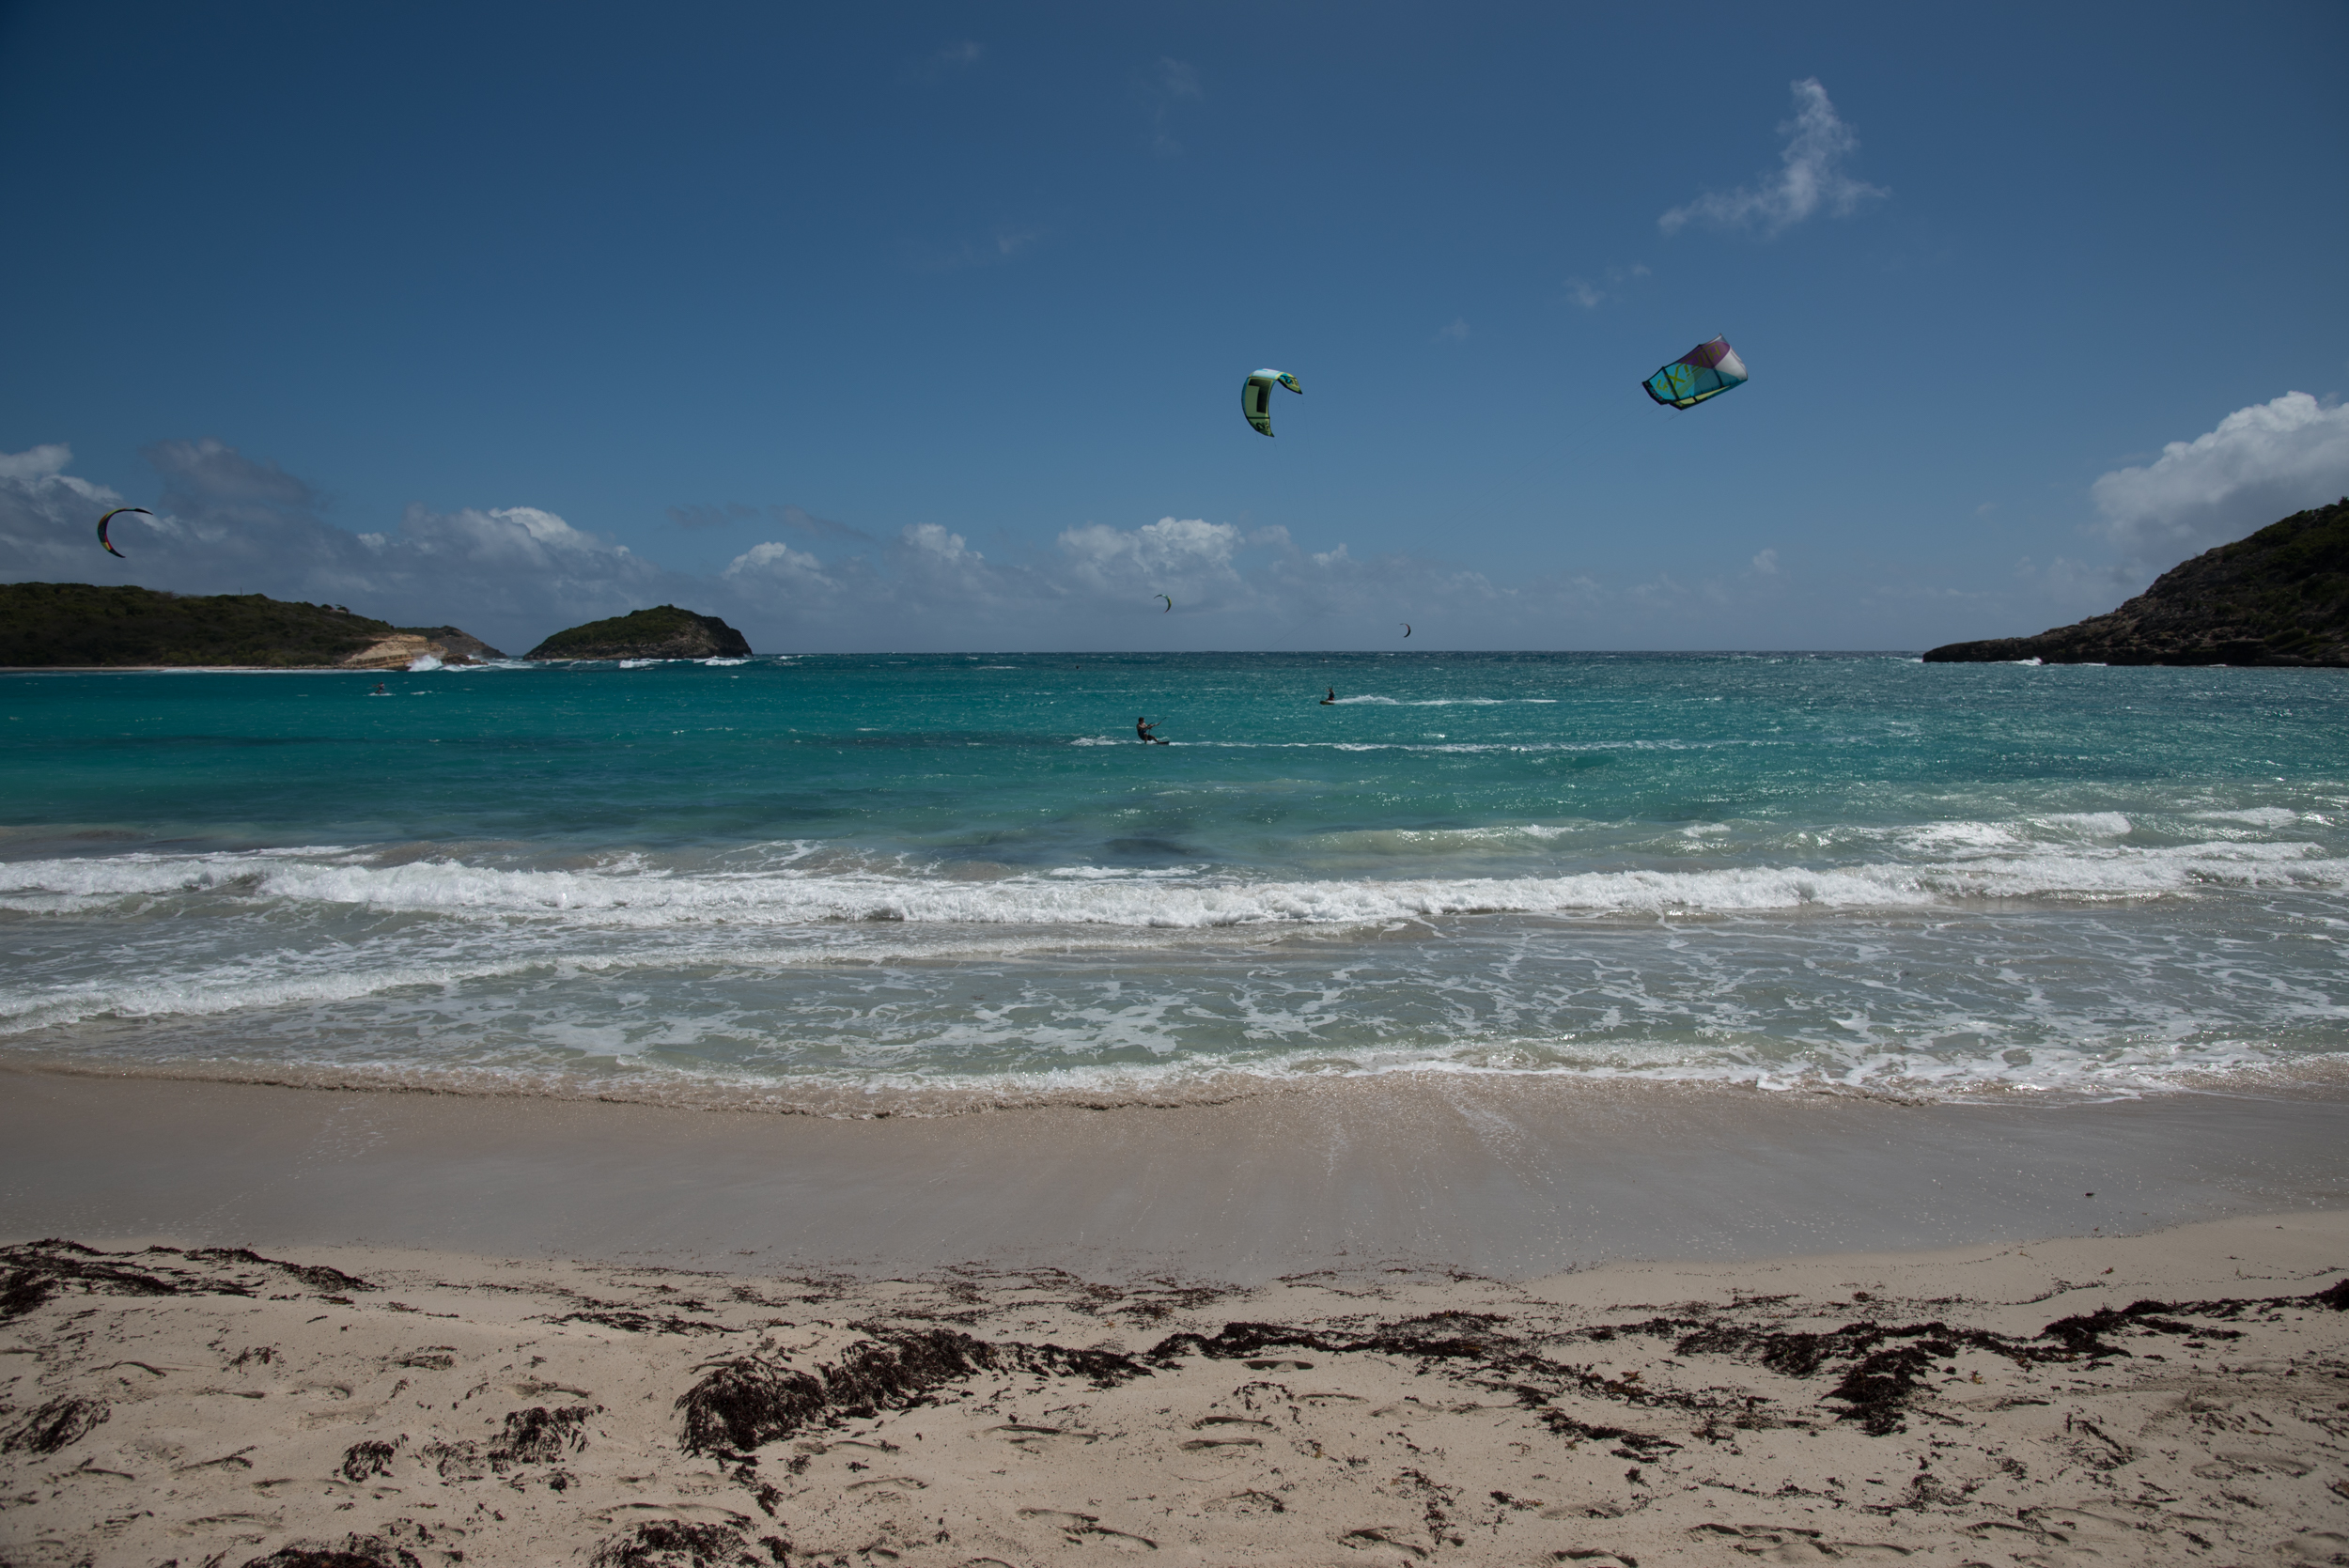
[3,1214,2345,1567]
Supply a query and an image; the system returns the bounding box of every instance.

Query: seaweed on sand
[2,1395,110,1454]
[240,1538,417,1568]
[587,1520,788,1567]
[676,1327,1151,1456]
[555,1308,739,1336]
[1660,1275,2349,1436]
[1145,1317,1504,1366]
[338,1437,403,1483]
[1140,1276,2349,1444]
[489,1405,596,1469]
[0,1238,373,1321]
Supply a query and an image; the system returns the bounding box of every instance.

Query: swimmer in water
[1320,687,1335,705]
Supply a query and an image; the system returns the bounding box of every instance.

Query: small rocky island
[1923,498,2348,667]
[0,583,503,668]
[524,605,753,660]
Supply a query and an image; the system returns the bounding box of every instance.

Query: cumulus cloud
[1659,79,1886,237]
[0,439,677,654]
[6,442,1909,654]
[2091,392,2349,566]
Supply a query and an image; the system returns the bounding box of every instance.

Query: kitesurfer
[371,682,388,695]
[1321,688,1335,705]
[1136,716,1159,743]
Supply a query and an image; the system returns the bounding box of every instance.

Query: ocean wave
[3,837,2340,929]
[1329,696,1559,706]
[7,1021,2338,1116]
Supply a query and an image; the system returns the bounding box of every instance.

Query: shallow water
[1,652,2342,1109]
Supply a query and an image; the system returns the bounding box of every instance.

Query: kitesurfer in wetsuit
[1137,716,1159,743]
[371,682,388,695]
[1321,688,1335,705]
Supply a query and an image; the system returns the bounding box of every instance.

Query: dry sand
[4,1214,2345,1567]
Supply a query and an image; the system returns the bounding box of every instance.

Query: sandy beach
[5,1070,2348,1565]
[3,1210,2345,1567]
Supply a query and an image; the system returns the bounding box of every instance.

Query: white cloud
[0,443,74,482]
[2090,392,2349,566]
[6,442,2009,654]
[1435,318,1470,342]
[1659,79,1886,237]
[0,439,677,654]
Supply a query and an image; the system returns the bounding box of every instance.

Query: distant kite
[1642,335,1748,410]
[1156,593,1174,613]
[96,506,149,558]
[1402,623,1411,637]
[1242,368,1302,436]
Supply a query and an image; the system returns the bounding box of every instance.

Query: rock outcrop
[1923,498,2349,667]
[523,605,753,661]
[0,583,503,668]
[337,627,507,670]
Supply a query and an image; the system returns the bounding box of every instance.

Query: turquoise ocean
[2,653,2343,1111]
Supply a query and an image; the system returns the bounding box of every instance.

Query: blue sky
[4,1,2345,654]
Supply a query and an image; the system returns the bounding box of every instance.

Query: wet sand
[3,1066,2345,1280]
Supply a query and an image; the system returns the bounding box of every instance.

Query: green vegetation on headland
[1923,499,2349,667]
[524,605,753,660]
[0,582,503,668]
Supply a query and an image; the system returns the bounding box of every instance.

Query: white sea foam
[3,836,2339,930]
[1329,696,1557,706]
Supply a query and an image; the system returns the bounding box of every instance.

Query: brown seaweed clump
[490,1404,596,1469]
[2,1395,110,1454]
[239,1539,413,1568]
[0,1237,372,1324]
[337,1437,403,1483]
[587,1519,788,1567]
[676,1327,1150,1456]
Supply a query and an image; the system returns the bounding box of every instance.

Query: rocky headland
[1923,497,2348,666]
[0,582,504,668]
[523,603,753,660]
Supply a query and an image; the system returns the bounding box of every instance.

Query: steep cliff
[1922,499,2348,667]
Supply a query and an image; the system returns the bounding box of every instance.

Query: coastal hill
[0,582,503,668]
[524,604,752,660]
[1923,498,2348,666]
